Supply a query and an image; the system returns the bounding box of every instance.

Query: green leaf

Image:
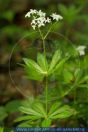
[78,84,88,88]
[18,121,32,127]
[49,105,76,119]
[23,58,45,74]
[42,119,51,127]
[5,100,21,113]
[79,75,88,84]
[0,127,4,132]
[75,69,83,83]
[37,53,48,71]
[33,103,47,118]
[0,107,8,121]
[52,58,68,74]
[49,50,61,73]
[23,58,45,81]
[50,110,74,119]
[63,70,73,83]
[48,102,61,115]
[24,66,44,81]
[20,106,43,117]
[15,115,40,122]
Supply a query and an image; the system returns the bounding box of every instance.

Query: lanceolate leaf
[15,115,41,122]
[24,66,44,81]
[23,58,46,81]
[23,58,45,74]
[37,53,48,71]
[79,75,88,84]
[49,50,61,73]
[33,103,47,118]
[42,119,51,127]
[49,58,68,74]
[20,107,43,117]
[50,110,74,119]
[48,105,75,119]
[63,70,73,83]
[48,102,61,115]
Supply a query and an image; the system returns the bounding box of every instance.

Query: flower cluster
[25,9,63,30]
[76,45,86,56]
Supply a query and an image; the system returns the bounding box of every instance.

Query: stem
[44,26,52,40]
[43,39,48,114]
[38,28,44,40]
[38,28,48,114]
[42,39,46,57]
[45,76,48,114]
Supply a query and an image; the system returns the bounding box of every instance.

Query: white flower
[45,17,51,23]
[30,9,37,14]
[38,10,46,17]
[31,19,37,25]
[25,9,37,18]
[25,12,31,17]
[51,13,63,21]
[37,17,45,27]
[32,25,36,30]
[76,46,86,56]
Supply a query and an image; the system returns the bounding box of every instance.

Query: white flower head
[51,13,63,21]
[25,9,63,30]
[76,45,86,56]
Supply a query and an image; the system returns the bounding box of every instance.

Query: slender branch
[44,25,52,40]
[38,28,44,40]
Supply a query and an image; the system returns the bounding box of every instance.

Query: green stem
[38,28,44,40]
[44,26,52,40]
[38,28,48,114]
[45,76,48,114]
[42,39,46,57]
[43,39,48,114]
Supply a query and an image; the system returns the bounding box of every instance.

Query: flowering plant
[16,9,88,127]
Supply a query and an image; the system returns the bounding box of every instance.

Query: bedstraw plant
[15,9,83,127]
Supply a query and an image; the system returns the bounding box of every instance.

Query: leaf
[48,102,61,115]
[15,115,40,122]
[5,100,21,113]
[79,75,88,84]
[33,103,47,118]
[78,84,88,88]
[23,58,45,74]
[63,70,73,83]
[18,121,32,127]
[24,66,44,81]
[0,127,4,132]
[20,107,43,117]
[23,58,45,81]
[42,119,51,127]
[0,107,8,121]
[49,50,61,73]
[75,69,83,83]
[52,58,68,74]
[50,110,74,119]
[37,53,48,71]
[49,105,76,119]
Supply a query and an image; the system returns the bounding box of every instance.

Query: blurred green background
[0,0,88,128]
